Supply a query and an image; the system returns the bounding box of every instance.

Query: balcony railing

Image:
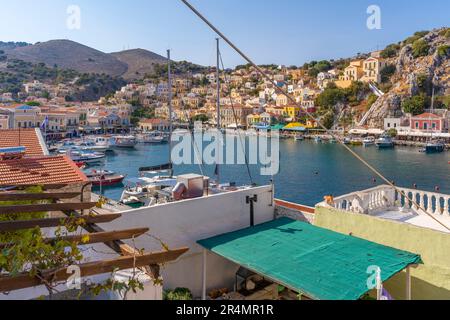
[320,185,450,219]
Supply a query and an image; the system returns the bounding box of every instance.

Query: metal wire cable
[218,50,255,185]
[180,0,450,231]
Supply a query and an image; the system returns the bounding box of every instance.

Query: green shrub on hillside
[437,45,449,57]
[404,31,429,45]
[402,94,429,115]
[381,44,400,58]
[444,29,450,39]
[412,39,430,58]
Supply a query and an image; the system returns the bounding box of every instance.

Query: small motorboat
[85,169,116,179]
[363,137,376,147]
[90,174,125,187]
[350,138,363,146]
[78,141,109,153]
[137,132,166,144]
[314,136,322,143]
[343,137,351,145]
[376,134,394,149]
[424,140,445,154]
[294,135,304,141]
[68,150,106,164]
[113,135,137,148]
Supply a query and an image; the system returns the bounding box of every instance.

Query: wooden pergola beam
[0,213,122,233]
[0,228,149,249]
[0,247,189,292]
[62,210,141,257]
[0,202,97,215]
[0,192,81,202]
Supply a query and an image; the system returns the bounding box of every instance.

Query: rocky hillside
[364,28,450,128]
[111,48,167,80]
[4,40,128,77]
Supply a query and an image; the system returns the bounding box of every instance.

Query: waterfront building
[410,112,447,133]
[216,104,253,128]
[138,119,170,132]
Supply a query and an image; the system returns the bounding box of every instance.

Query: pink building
[410,113,446,133]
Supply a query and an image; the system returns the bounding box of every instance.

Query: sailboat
[423,85,445,154]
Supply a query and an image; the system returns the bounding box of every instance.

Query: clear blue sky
[0,0,448,67]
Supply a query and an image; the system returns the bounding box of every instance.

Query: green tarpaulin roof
[198,218,422,300]
[270,124,286,130]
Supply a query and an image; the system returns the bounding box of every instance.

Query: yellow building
[361,57,386,83]
[283,105,302,120]
[343,60,364,81]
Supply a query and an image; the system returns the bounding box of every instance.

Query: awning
[198,218,422,300]
[283,122,307,131]
[270,124,286,131]
[253,124,270,130]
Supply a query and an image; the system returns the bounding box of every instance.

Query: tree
[25,101,41,107]
[387,128,398,138]
[322,112,335,129]
[402,94,429,115]
[315,87,346,109]
[412,39,430,58]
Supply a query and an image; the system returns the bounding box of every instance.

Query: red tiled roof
[0,129,46,157]
[0,156,88,186]
[412,113,442,119]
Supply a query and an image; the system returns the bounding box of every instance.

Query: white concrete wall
[99,185,275,298]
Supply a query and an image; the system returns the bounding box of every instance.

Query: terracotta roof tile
[0,129,46,157]
[413,113,441,119]
[0,156,88,186]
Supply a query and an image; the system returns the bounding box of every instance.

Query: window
[387,123,391,128]
[415,122,419,129]
[424,123,428,130]
[18,122,21,128]
[432,123,436,129]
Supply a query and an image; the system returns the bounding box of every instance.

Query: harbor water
[90,139,450,207]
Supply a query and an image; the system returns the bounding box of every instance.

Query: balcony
[317,185,450,233]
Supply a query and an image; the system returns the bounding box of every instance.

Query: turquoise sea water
[90,139,450,207]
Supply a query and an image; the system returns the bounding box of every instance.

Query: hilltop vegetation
[0,57,125,101]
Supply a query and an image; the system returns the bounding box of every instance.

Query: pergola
[0,185,188,294]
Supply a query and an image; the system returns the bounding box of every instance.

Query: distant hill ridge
[1,39,193,80]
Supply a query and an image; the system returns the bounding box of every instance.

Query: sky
[0,0,449,67]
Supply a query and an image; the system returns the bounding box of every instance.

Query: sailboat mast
[216,38,221,184]
[167,49,174,177]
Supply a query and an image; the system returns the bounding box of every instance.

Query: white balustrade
[328,185,450,219]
